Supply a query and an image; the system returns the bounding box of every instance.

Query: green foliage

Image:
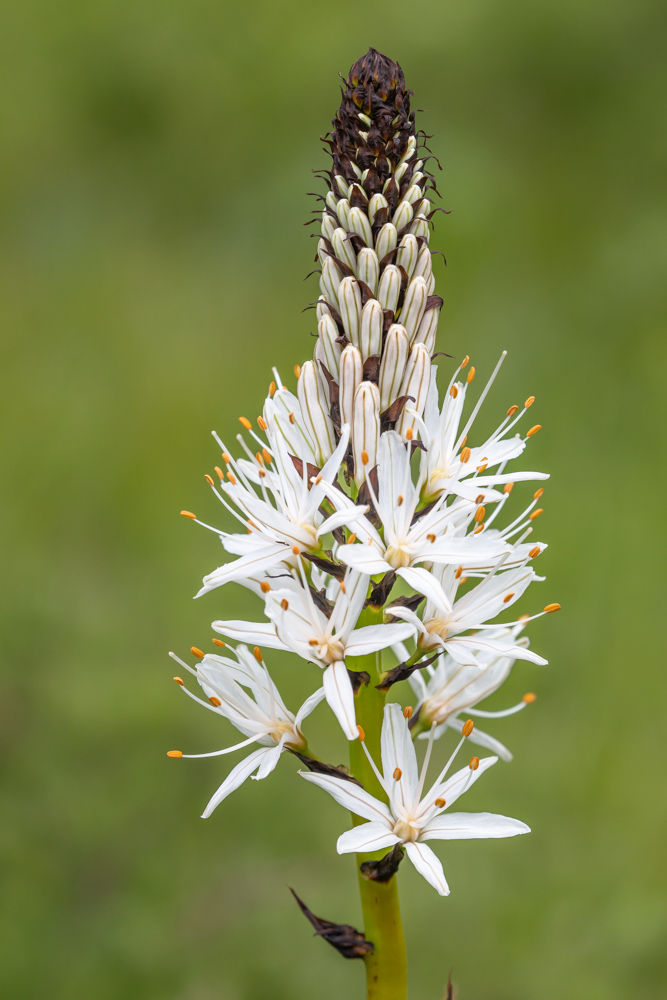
[1,1,665,997]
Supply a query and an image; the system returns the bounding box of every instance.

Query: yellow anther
[258,468,266,478]
[449,385,458,398]
[167,750,183,758]
[288,412,295,425]
[503,482,514,494]
[253,646,263,662]
[269,380,276,397]
[357,725,366,741]
[180,510,196,519]
[526,424,541,437]
[393,767,402,780]
[280,598,289,610]
[260,582,271,593]
[339,581,346,594]
[209,696,222,707]
[308,639,319,646]
[460,434,467,447]
[190,647,204,659]
[504,592,515,603]
[475,494,485,504]
[525,396,535,408]
[460,447,471,463]
[214,466,224,480]
[221,452,231,464]
[204,474,214,486]
[462,719,474,737]
[257,416,268,431]
[507,405,518,417]
[518,613,530,622]
[239,416,252,430]
[476,463,488,473]
[292,544,301,555]
[348,533,357,544]
[397,494,404,506]
[474,505,486,523]
[534,487,544,499]
[455,566,463,579]
[529,508,543,520]
[212,638,225,647]
[294,364,301,378]
[262,448,272,464]
[434,797,446,808]
[461,355,469,368]
[403,706,413,719]
[466,366,476,383]
[459,575,469,584]
[473,523,485,534]
[529,545,541,558]
[227,472,237,485]
[361,449,369,465]
[313,473,323,484]
[544,603,561,613]
[469,756,480,771]
[256,452,264,466]
[523,692,537,704]
[173,676,184,686]
[405,428,414,440]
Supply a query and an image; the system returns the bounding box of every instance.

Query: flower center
[270,720,303,748]
[393,817,420,842]
[385,543,411,569]
[316,638,345,664]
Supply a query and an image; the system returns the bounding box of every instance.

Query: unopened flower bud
[349,206,373,247]
[338,276,362,346]
[396,343,432,438]
[316,313,343,380]
[375,222,397,260]
[359,299,383,361]
[377,264,402,312]
[339,344,363,429]
[353,381,380,487]
[321,211,337,243]
[392,198,414,233]
[335,197,351,230]
[399,275,428,339]
[379,324,409,410]
[396,234,419,277]
[412,301,439,351]
[320,256,341,308]
[297,360,336,465]
[357,248,379,295]
[413,245,433,280]
[368,193,388,226]
[333,228,356,272]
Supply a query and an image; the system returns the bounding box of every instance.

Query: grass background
[1,1,666,997]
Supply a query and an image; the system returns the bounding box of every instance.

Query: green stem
[347,609,408,1000]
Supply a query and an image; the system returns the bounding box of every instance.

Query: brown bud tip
[544,603,561,613]
[460,446,471,464]
[294,364,301,378]
[403,706,413,719]
[469,756,480,771]
[260,582,271,593]
[239,416,252,430]
[173,676,184,686]
[529,545,541,558]
[466,366,476,383]
[180,510,196,519]
[204,474,214,486]
[361,449,369,465]
[167,750,183,758]
[253,646,263,662]
[434,797,446,808]
[527,424,541,437]
[529,508,544,520]
[393,767,402,780]
[212,638,225,647]
[462,719,474,737]
[357,725,366,742]
[190,647,204,659]
[292,544,301,555]
[209,696,222,707]
[523,692,537,704]
[525,396,535,408]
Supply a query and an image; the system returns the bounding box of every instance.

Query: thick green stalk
[348,609,407,1000]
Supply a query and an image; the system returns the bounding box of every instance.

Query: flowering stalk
[168,48,559,1000]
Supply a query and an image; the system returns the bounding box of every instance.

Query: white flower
[212,570,416,740]
[168,644,325,817]
[327,431,512,576]
[419,354,549,503]
[386,562,549,667]
[301,703,530,895]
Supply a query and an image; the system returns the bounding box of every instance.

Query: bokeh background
[1,1,666,998]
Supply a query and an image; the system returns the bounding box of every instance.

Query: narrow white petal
[396,566,453,615]
[405,842,450,895]
[294,686,327,729]
[345,622,417,657]
[422,811,530,841]
[338,544,392,575]
[299,770,394,825]
[381,703,420,808]
[337,823,401,855]
[317,506,369,538]
[322,661,358,740]
[198,544,288,595]
[201,747,274,818]
[253,743,285,780]
[211,620,289,650]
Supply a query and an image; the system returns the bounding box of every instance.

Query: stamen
[339,581,347,594]
[361,449,369,465]
[523,692,537,703]
[393,767,402,780]
[292,545,301,554]
[212,639,225,647]
[173,676,184,686]
[262,448,272,464]
[403,706,413,719]
[204,474,214,486]
[466,366,476,383]
[473,524,484,534]
[257,416,268,431]
[214,466,224,480]
[460,435,467,447]
[167,750,183,758]
[348,533,357,544]
[357,725,366,741]
[476,463,488,473]
[462,719,474,737]
[455,566,463,579]
[308,639,319,646]
[434,797,446,808]
[260,582,271,593]
[529,508,543,520]
[475,494,484,504]
[507,405,518,417]
[281,599,289,610]
[256,452,264,466]
[474,505,485,523]
[427,533,436,543]
[526,424,541,437]
[288,412,295,425]
[190,647,204,659]
[294,364,301,378]
[529,545,541,558]
[534,488,544,499]
[239,417,252,430]
[180,511,196,519]
[253,646,263,662]
[461,355,469,368]
[397,494,404,506]
[313,473,323,484]
[450,386,458,398]
[469,756,480,770]
[227,473,237,485]
[544,603,561,613]
[460,447,471,463]
[525,396,535,408]
[405,427,414,440]
[209,696,222,707]
[503,592,515,603]
[269,380,276,397]
[503,482,514,494]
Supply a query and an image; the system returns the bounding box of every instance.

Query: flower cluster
[169,49,559,898]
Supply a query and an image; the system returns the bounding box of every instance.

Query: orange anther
[212,639,225,647]
[533,488,544,500]
[256,452,264,466]
[269,380,276,397]
[466,366,476,383]
[180,510,196,519]
[280,599,289,610]
[204,474,214,486]
[294,364,301,378]
[434,797,446,808]
[357,725,366,741]
[173,676,184,686]
[474,505,486,523]
[227,473,237,485]
[405,428,414,440]
[292,545,301,555]
[260,582,271,593]
[393,767,402,780]
[257,416,268,431]
[529,545,541,558]
[239,416,252,430]
[209,696,222,707]
[503,592,515,603]
[339,581,347,594]
[469,756,480,771]
[450,385,458,398]
[475,494,485,504]
[507,405,518,417]
[361,449,369,465]
[460,447,471,464]
[460,435,467,447]
[525,396,535,408]
[262,448,272,464]
[221,452,231,464]
[529,508,543,520]
[253,646,263,662]
[526,424,541,437]
[288,412,295,425]
[167,750,183,758]
[397,494,404,506]
[518,613,530,622]
[403,706,413,719]
[476,463,488,473]
[190,647,204,659]
[461,355,469,368]
[523,692,537,704]
[427,533,436,543]
[348,533,357,544]
[544,603,561,613]
[462,719,474,737]
[473,523,485,534]
[503,482,514,494]
[455,566,463,579]
[459,575,468,584]
[214,466,224,480]
[308,639,319,646]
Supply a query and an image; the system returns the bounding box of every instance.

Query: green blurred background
[1,1,666,997]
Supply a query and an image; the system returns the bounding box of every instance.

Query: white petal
[299,770,394,825]
[294,686,327,729]
[252,743,285,780]
[337,823,401,855]
[381,703,419,809]
[424,755,497,814]
[323,661,357,740]
[317,506,369,538]
[405,842,450,895]
[345,622,417,657]
[447,716,513,762]
[201,747,275,818]
[396,566,453,615]
[198,544,289,595]
[338,544,393,576]
[422,811,530,840]
[211,620,289,650]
